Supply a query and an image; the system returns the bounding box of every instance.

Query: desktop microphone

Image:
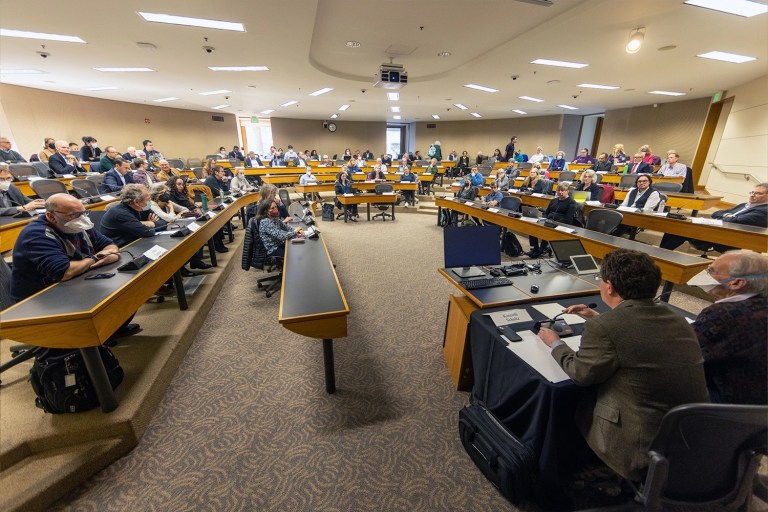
[552,303,598,322]
[72,186,106,204]
[534,303,598,336]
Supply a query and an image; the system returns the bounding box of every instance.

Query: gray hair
[722,250,768,297]
[149,182,168,199]
[121,183,148,205]
[0,162,9,173]
[557,182,570,192]
[582,169,597,182]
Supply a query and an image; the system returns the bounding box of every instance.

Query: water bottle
[658,198,666,212]
[201,194,208,212]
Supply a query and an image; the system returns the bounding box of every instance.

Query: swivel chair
[619,174,638,189]
[187,158,203,169]
[372,183,394,221]
[86,174,105,189]
[652,182,683,193]
[31,162,52,178]
[242,217,283,298]
[585,209,623,235]
[558,171,576,183]
[8,163,36,180]
[71,178,100,199]
[30,179,68,199]
[278,188,292,207]
[89,161,101,174]
[167,158,186,170]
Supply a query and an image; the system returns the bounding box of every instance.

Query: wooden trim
[692,96,733,192]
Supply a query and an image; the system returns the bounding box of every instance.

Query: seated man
[100,184,167,247]
[122,146,138,161]
[655,151,686,177]
[627,153,653,174]
[0,137,26,163]
[10,193,139,335]
[399,166,417,206]
[99,146,119,172]
[590,152,612,173]
[49,139,86,175]
[482,182,503,207]
[256,199,304,258]
[204,165,230,198]
[228,145,244,161]
[660,182,768,251]
[100,157,134,193]
[0,163,45,215]
[368,163,387,181]
[619,174,661,211]
[244,151,264,168]
[492,169,509,191]
[692,250,767,405]
[538,249,709,481]
[468,166,485,187]
[155,159,182,182]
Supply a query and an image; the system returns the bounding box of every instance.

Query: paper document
[143,245,168,261]
[465,201,475,206]
[533,303,586,325]
[506,331,581,383]
[554,225,577,233]
[652,212,668,217]
[617,206,638,212]
[187,222,201,232]
[100,194,116,200]
[585,201,602,206]
[532,193,545,197]
[485,309,534,326]
[488,208,500,213]
[691,217,723,226]
[343,193,354,197]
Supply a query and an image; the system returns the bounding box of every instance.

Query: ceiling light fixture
[211,104,229,109]
[470,112,482,118]
[649,90,686,96]
[684,0,768,17]
[432,114,440,119]
[511,110,527,115]
[0,28,85,43]
[345,41,361,48]
[557,104,579,110]
[153,97,179,103]
[464,84,498,93]
[260,109,275,114]
[391,106,400,113]
[338,104,350,111]
[697,50,757,63]
[95,67,155,72]
[387,92,399,101]
[519,95,544,102]
[208,66,269,71]
[453,103,468,110]
[530,58,588,68]
[309,87,333,96]
[626,27,645,54]
[280,100,298,107]
[578,83,620,90]
[199,89,231,96]
[393,115,401,120]
[0,68,46,75]
[330,113,339,119]
[437,51,451,57]
[85,86,119,91]
[138,12,245,32]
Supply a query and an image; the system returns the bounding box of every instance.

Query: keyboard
[460,277,514,290]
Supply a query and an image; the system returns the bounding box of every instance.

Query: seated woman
[149,183,210,271]
[575,169,603,201]
[493,169,510,191]
[455,151,470,176]
[368,163,387,181]
[527,182,577,258]
[132,158,159,186]
[257,200,304,258]
[610,143,628,165]
[259,183,290,220]
[334,172,359,220]
[398,167,417,207]
[529,146,548,165]
[347,158,362,174]
[548,151,568,172]
[520,165,547,193]
[491,148,503,162]
[229,168,257,195]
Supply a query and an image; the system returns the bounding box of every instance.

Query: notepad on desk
[691,217,723,226]
[507,330,581,383]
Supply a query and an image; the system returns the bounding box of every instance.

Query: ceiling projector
[374,63,408,89]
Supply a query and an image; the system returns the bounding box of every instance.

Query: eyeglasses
[0,176,13,182]
[54,209,90,220]
[637,179,650,183]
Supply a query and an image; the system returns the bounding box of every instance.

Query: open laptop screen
[549,239,587,265]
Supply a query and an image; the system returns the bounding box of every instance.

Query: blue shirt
[469,172,485,187]
[484,191,504,204]
[400,172,417,183]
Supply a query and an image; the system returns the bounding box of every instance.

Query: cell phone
[85,272,115,280]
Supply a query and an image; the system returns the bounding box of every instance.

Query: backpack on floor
[321,203,335,221]
[501,232,524,257]
[29,346,124,414]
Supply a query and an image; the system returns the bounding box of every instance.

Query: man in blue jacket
[100,157,134,193]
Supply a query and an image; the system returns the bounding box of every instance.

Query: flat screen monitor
[549,239,587,265]
[443,225,501,268]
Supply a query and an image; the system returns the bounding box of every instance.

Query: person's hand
[538,327,560,347]
[282,217,292,224]
[24,199,45,211]
[194,202,203,208]
[90,252,119,268]
[147,213,160,223]
[562,304,599,319]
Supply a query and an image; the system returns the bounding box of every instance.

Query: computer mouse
[530,285,539,293]
[490,268,502,277]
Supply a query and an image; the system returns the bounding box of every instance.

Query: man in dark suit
[0,137,27,163]
[228,146,244,161]
[0,164,45,215]
[538,249,709,481]
[49,140,86,175]
[244,151,263,168]
[100,184,166,247]
[100,157,135,193]
[627,153,653,174]
[660,182,768,251]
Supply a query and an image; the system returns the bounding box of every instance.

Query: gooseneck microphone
[553,303,598,321]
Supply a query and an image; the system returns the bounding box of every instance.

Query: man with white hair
[49,140,86,175]
[0,136,26,163]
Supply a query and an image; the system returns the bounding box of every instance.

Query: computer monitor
[443,225,501,268]
[549,239,587,266]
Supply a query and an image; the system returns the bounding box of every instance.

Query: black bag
[459,401,537,504]
[29,346,124,414]
[321,203,335,221]
[502,232,523,257]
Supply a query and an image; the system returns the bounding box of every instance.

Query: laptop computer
[521,205,542,218]
[571,190,590,203]
[549,239,587,267]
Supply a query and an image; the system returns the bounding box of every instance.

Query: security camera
[37,51,50,58]
[361,89,367,93]
[572,94,579,99]
[511,75,519,80]
[203,46,215,53]
[225,96,230,100]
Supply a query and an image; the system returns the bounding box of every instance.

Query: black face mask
[47,142,55,149]
[158,193,170,202]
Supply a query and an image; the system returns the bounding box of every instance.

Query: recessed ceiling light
[208,66,269,71]
[346,40,361,48]
[684,0,768,17]
[437,51,451,57]
[387,92,399,101]
[309,87,333,96]
[260,109,275,114]
[95,67,155,72]
[453,103,468,110]
[393,115,401,120]
[211,104,229,109]
[578,83,620,90]
[530,58,588,69]
[649,90,686,96]
[280,100,298,107]
[558,105,579,110]
[0,68,46,75]
[697,51,757,63]
[330,113,339,119]
[432,114,440,119]
[138,12,245,32]
[0,28,85,43]
[338,104,350,111]
[511,109,527,115]
[84,86,119,91]
[199,89,231,96]
[519,95,544,102]
[464,84,498,93]
[391,106,400,113]
[470,112,482,118]
[153,97,179,103]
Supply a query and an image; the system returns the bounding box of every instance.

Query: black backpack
[29,346,124,414]
[321,203,335,221]
[502,232,524,257]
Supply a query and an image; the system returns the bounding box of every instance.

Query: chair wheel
[266,290,274,298]
[157,296,165,303]
[257,283,264,289]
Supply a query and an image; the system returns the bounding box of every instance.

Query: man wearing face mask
[0,163,45,215]
[299,166,319,201]
[691,251,767,405]
[100,184,167,247]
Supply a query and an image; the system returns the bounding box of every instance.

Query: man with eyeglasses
[100,184,167,248]
[49,139,86,176]
[99,146,119,172]
[0,163,44,216]
[0,136,26,163]
[619,174,661,211]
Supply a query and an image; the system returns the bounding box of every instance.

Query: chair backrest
[71,179,100,198]
[88,210,107,232]
[278,188,291,206]
[593,172,603,183]
[585,209,623,234]
[468,186,479,201]
[619,174,638,189]
[8,163,36,180]
[167,158,186,170]
[558,171,576,182]
[681,166,694,193]
[89,161,101,174]
[32,161,52,178]
[86,174,105,187]
[653,182,683,193]
[205,154,220,161]
[539,179,554,194]
[30,179,68,199]
[228,158,239,169]
[287,201,304,218]
[639,403,768,510]
[191,167,204,179]
[500,196,521,212]
[187,157,203,168]
[374,182,394,194]
[0,256,13,311]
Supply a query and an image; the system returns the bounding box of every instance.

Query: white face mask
[92,143,98,149]
[60,215,94,234]
[687,269,727,294]
[0,180,11,192]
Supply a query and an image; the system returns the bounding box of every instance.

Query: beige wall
[0,84,238,160]
[702,75,768,204]
[269,118,386,158]
[599,97,710,163]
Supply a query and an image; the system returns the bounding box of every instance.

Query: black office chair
[539,178,554,195]
[372,183,394,221]
[8,163,36,180]
[31,161,52,178]
[86,174,105,190]
[89,161,101,174]
[653,182,683,193]
[500,196,521,212]
[187,157,203,169]
[594,172,603,184]
[619,174,638,189]
[241,217,283,298]
[228,158,239,169]
[205,154,220,162]
[191,167,204,180]
[167,158,186,170]
[681,167,694,194]
[585,209,623,235]
[278,188,292,208]
[71,178,100,199]
[558,171,576,183]
[30,179,68,199]
[88,210,107,232]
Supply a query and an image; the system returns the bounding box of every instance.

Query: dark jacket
[100,168,134,193]
[100,202,167,247]
[544,196,577,225]
[711,202,768,228]
[49,153,85,175]
[627,162,653,175]
[80,145,101,162]
[0,184,34,215]
[0,149,26,163]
